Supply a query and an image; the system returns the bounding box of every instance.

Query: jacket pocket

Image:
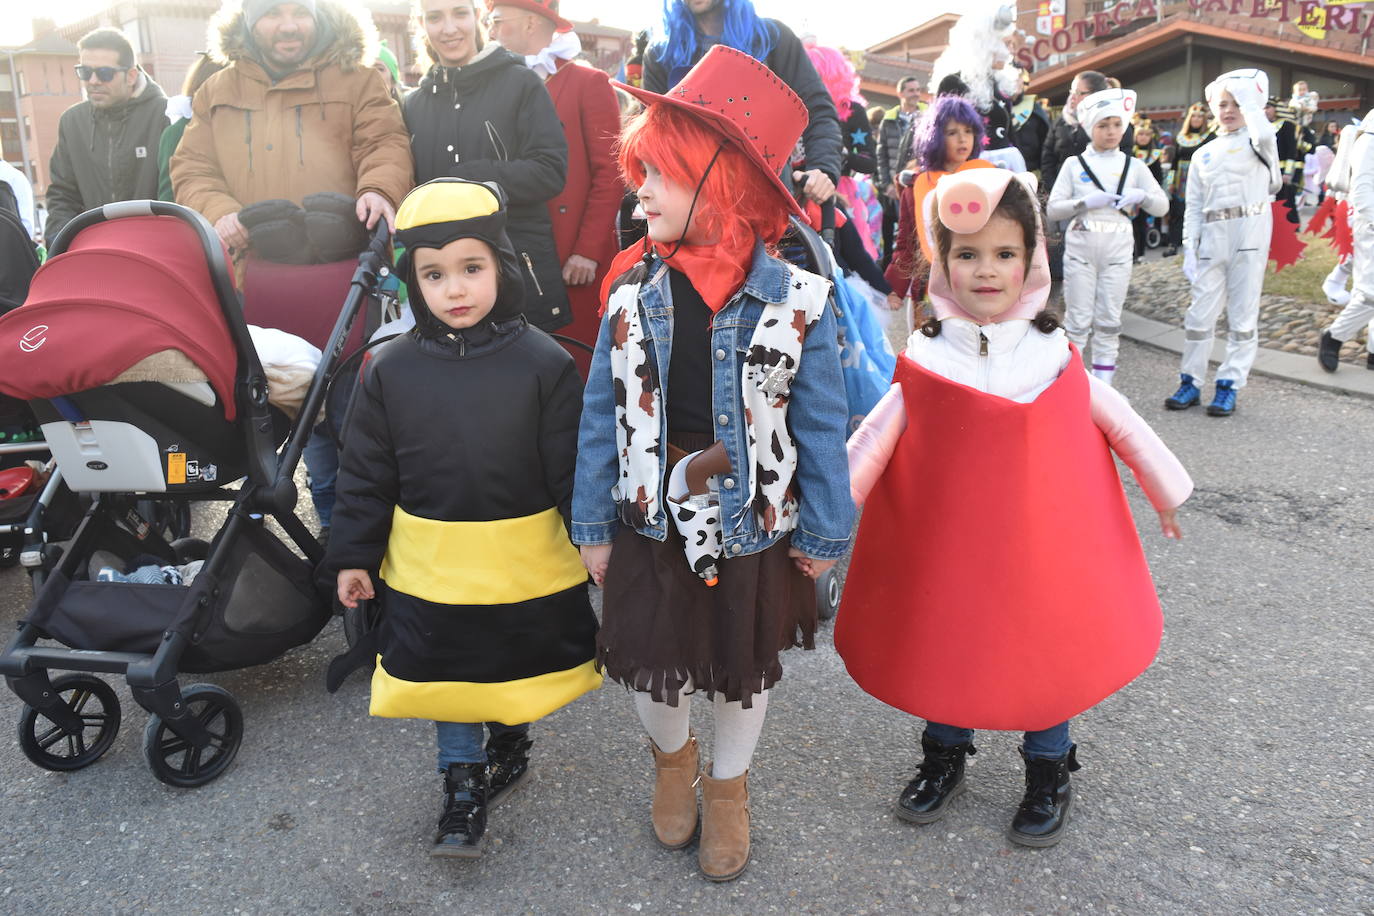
[485,121,509,162]
[521,251,545,297]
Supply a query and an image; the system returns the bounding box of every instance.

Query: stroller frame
[1,200,390,786]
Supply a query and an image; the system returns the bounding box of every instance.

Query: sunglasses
[75,65,130,83]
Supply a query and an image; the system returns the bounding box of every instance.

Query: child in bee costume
[1046,87,1168,387]
[329,178,600,858]
[1165,69,1282,416]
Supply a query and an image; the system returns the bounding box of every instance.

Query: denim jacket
[572,242,855,560]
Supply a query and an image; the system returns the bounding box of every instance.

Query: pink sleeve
[1089,376,1193,511]
[848,384,907,508]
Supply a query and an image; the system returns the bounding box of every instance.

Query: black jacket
[1011,98,1052,173]
[643,19,843,183]
[876,105,919,192]
[329,317,583,573]
[404,47,571,330]
[46,76,168,242]
[1040,116,1135,202]
[840,100,877,177]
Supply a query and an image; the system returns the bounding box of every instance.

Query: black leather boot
[1318,331,1343,373]
[433,762,488,858]
[1008,745,1080,847]
[896,733,976,824]
[486,731,533,807]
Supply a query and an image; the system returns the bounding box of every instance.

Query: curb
[1121,310,1374,401]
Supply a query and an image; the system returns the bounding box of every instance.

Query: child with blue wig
[642,0,843,206]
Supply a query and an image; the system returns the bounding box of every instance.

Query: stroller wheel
[142,684,243,788]
[17,674,122,772]
[815,566,842,621]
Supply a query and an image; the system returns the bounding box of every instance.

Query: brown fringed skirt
[596,435,817,709]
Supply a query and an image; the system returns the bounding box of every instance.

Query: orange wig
[618,103,791,254]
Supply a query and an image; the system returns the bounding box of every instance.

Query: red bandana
[600,239,755,316]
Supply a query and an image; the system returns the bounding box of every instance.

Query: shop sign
[1014,0,1374,68]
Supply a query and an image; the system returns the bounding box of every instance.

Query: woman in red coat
[487,0,623,371]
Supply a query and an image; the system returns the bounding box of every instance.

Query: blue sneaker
[1207,379,1237,416]
[1164,374,1200,410]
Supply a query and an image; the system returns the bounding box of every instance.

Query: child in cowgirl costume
[572,46,853,881]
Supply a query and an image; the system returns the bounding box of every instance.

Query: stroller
[0,200,389,787]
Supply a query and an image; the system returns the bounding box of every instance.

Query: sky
[0,0,960,50]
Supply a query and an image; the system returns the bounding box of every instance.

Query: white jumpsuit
[1046,148,1168,371]
[1180,125,1282,386]
[1325,126,1374,349]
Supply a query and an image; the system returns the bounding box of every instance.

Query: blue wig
[912,95,985,173]
[658,0,775,71]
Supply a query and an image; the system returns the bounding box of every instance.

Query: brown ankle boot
[650,733,700,849]
[698,767,750,881]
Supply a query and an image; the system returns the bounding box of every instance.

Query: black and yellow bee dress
[327,179,601,726]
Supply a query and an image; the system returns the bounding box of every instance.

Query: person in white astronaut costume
[1317,109,1374,372]
[1046,88,1167,386]
[1165,68,1282,417]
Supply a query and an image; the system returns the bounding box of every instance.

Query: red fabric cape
[835,352,1162,730]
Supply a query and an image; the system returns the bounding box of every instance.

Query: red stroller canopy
[0,216,240,420]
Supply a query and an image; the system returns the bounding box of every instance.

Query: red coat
[544,58,623,362]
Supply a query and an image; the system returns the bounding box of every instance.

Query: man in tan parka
[171,0,413,251]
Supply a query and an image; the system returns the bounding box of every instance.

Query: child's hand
[788,547,836,580]
[580,544,612,587]
[886,292,904,311]
[337,569,375,608]
[1157,508,1182,540]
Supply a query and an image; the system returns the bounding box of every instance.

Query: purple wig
[911,95,985,173]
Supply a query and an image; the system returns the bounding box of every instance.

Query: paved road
[0,340,1370,914]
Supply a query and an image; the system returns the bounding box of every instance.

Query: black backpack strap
[1075,154,1105,191]
[1116,155,1131,196]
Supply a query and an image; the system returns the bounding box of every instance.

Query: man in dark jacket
[406,0,569,330]
[876,76,923,266]
[643,0,841,204]
[45,28,168,243]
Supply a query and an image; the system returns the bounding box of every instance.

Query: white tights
[633,681,769,780]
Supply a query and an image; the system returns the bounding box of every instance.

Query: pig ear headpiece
[923,168,1051,323]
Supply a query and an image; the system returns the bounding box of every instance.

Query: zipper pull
[978,331,988,357]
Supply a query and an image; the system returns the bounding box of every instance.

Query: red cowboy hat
[485,0,573,33]
[614,45,808,221]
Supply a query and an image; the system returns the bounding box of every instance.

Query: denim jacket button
[715,348,726,360]
[730,543,742,554]
[722,477,735,489]
[717,414,729,426]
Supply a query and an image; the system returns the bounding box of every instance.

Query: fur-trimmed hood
[208,0,377,72]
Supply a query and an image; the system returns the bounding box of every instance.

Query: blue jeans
[302,425,338,527]
[926,720,1072,760]
[435,721,529,773]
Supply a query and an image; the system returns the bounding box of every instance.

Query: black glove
[303,192,368,264]
[239,199,311,264]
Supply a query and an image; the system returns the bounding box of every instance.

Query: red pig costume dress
[838,168,1192,844]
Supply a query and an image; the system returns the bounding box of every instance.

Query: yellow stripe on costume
[380,506,586,606]
[370,656,602,724]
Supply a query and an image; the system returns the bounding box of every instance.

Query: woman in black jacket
[405,0,570,330]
